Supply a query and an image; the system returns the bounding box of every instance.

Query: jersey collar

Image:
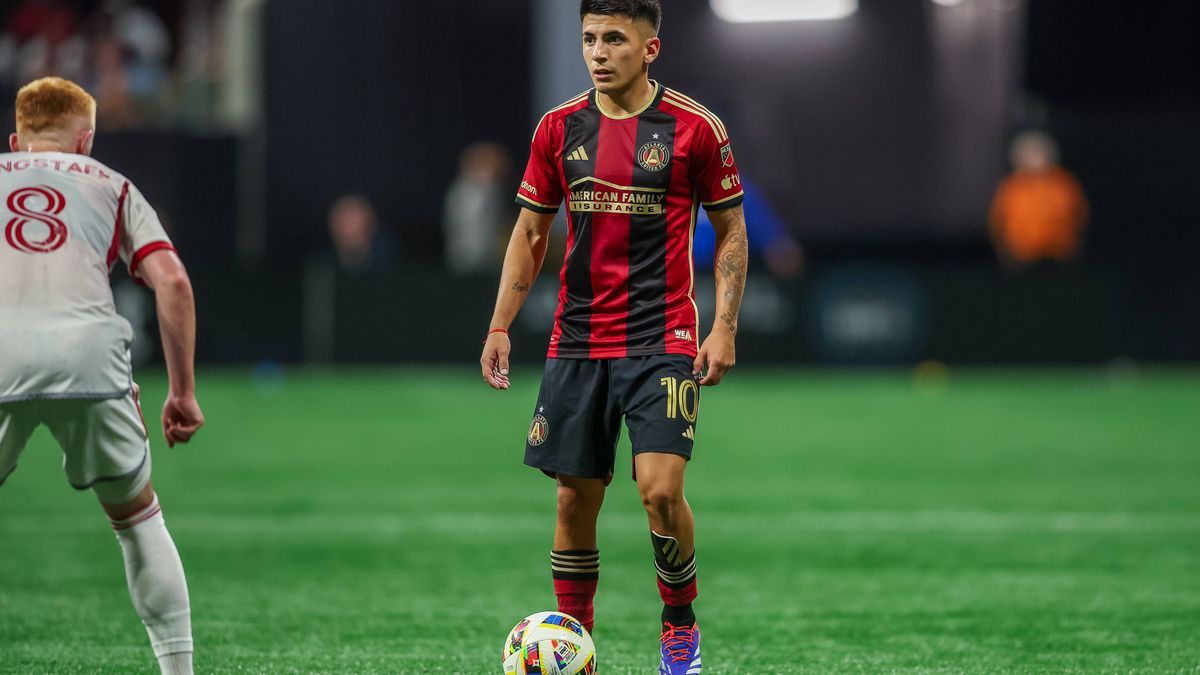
[594,80,662,120]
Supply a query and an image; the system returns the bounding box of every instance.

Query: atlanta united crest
[528,414,549,446]
[637,141,670,172]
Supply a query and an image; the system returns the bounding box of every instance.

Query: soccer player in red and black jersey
[480,1,747,671]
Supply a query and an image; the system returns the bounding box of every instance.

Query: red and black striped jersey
[516,82,744,359]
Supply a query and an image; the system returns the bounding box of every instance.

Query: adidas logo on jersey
[566,146,590,161]
[682,426,695,441]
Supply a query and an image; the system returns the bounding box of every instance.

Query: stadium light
[710,0,859,23]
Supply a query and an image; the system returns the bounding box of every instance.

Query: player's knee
[639,484,684,523]
[556,484,599,523]
[99,480,155,520]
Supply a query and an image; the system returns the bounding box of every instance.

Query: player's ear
[77,128,94,156]
[9,133,19,152]
[644,36,661,65]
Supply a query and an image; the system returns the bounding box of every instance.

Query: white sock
[110,496,194,674]
[157,651,193,675]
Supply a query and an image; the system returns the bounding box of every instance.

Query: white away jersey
[0,152,173,402]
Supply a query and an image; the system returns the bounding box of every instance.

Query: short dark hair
[580,0,662,32]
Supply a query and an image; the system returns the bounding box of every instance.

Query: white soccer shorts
[0,390,151,504]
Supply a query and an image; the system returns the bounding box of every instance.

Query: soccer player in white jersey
[0,77,203,675]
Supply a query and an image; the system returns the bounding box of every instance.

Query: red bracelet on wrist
[483,328,509,343]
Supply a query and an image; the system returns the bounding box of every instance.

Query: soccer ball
[502,611,596,674]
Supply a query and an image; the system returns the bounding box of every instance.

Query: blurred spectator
[1,0,229,131]
[106,0,169,98]
[1,0,87,86]
[443,141,511,274]
[90,35,140,129]
[8,0,78,45]
[694,176,804,279]
[328,193,395,273]
[989,131,1089,270]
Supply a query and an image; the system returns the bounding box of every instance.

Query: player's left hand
[480,332,512,390]
[162,393,205,448]
[694,326,736,386]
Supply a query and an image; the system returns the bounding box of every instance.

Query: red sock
[551,549,600,632]
[554,578,598,632]
[657,576,697,607]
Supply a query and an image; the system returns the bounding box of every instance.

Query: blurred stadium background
[0,0,1195,366]
[1,0,1198,672]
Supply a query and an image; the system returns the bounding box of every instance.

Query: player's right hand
[481,333,512,390]
[162,394,204,448]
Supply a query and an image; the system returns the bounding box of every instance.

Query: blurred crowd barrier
[94,128,1198,368]
[110,262,1192,368]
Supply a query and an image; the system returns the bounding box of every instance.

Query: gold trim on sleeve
[702,191,744,207]
[517,194,559,209]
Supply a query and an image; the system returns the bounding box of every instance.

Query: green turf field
[2,367,1199,673]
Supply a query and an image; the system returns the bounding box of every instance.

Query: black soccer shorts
[524,354,700,482]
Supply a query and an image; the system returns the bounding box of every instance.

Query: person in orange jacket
[989,131,1089,270]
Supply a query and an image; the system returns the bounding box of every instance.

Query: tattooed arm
[481,207,556,390]
[694,204,748,386]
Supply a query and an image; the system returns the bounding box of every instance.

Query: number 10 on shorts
[659,376,699,423]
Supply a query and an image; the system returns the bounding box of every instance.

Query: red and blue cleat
[659,622,701,674]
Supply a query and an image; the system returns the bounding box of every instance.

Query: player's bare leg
[636,452,702,674]
[554,475,606,550]
[552,475,606,632]
[100,480,157,520]
[635,453,695,561]
[102,481,194,675]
